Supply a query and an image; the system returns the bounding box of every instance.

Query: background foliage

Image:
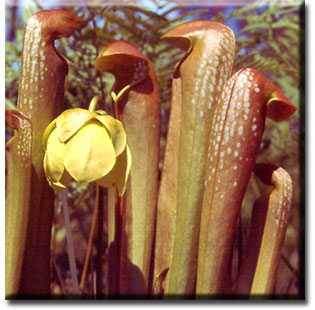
[5,0,303,296]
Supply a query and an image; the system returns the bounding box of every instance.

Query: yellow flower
[42,97,131,196]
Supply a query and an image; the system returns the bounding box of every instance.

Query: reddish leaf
[153,77,181,285]
[250,166,293,296]
[161,20,236,296]
[95,40,161,295]
[196,68,296,295]
[14,10,84,295]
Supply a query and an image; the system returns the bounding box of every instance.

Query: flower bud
[42,102,131,196]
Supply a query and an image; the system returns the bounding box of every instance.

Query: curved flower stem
[111,85,131,117]
[89,96,105,113]
[111,94,120,120]
[79,185,99,293]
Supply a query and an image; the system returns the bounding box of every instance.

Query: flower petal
[45,128,66,182]
[96,115,127,156]
[52,170,73,192]
[56,108,96,143]
[44,152,72,192]
[63,120,116,183]
[46,175,68,193]
[96,145,132,196]
[95,110,108,115]
[42,118,57,151]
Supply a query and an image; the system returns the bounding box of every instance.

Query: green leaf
[272,20,299,31]
[239,22,270,34]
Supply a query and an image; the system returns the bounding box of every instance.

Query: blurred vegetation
[5,0,303,296]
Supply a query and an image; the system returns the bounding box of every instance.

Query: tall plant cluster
[5,0,303,299]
